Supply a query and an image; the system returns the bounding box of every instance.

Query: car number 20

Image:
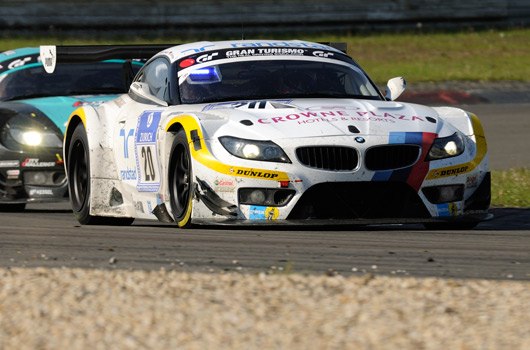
[135,111,162,192]
[136,144,161,191]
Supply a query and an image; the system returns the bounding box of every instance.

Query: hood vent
[235,100,295,110]
[348,125,360,133]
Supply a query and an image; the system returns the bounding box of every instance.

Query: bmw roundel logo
[355,137,365,143]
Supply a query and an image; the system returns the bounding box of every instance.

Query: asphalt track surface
[1,102,529,281]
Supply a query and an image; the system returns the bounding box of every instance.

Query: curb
[394,81,530,105]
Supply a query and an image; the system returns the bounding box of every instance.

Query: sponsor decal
[73,100,109,107]
[120,167,137,181]
[230,41,331,50]
[134,111,162,192]
[180,44,215,54]
[8,56,32,70]
[265,207,279,220]
[29,189,54,196]
[466,175,478,189]
[0,53,40,75]
[0,160,19,168]
[226,48,304,58]
[437,202,458,217]
[214,179,236,192]
[249,206,279,220]
[202,100,292,111]
[21,158,56,168]
[256,109,428,125]
[178,45,347,70]
[235,169,279,179]
[7,169,20,179]
[120,129,134,158]
[196,52,218,63]
[431,166,469,179]
[312,50,334,58]
[214,179,234,186]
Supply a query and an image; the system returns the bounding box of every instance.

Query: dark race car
[0,46,154,210]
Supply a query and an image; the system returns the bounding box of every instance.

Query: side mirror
[129,82,168,107]
[385,77,406,101]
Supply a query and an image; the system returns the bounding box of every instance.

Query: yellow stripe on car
[166,115,290,182]
[426,113,487,180]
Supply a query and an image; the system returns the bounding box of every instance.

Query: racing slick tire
[67,123,134,226]
[168,130,193,228]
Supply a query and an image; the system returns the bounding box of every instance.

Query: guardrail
[0,0,528,36]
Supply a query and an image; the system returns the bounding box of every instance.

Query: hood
[17,95,119,133]
[198,98,441,140]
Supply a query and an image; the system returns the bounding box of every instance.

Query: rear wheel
[168,130,193,228]
[67,123,133,226]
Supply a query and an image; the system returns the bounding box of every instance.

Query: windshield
[0,61,141,102]
[178,59,382,104]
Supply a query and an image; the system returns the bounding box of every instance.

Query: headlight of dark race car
[8,127,62,147]
[219,136,291,163]
[0,106,63,150]
[426,132,465,161]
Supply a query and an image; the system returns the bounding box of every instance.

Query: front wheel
[67,123,133,226]
[168,130,193,228]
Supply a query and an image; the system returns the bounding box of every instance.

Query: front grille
[365,145,420,171]
[287,182,430,220]
[296,146,358,171]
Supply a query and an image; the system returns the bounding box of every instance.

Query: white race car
[43,40,491,229]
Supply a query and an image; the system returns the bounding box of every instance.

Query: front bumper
[0,146,68,204]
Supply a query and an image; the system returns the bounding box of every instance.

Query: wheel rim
[170,143,191,218]
[70,139,88,211]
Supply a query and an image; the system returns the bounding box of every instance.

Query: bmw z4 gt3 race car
[0,46,155,210]
[46,40,491,228]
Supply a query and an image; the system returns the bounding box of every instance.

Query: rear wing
[39,42,347,74]
[40,44,174,73]
[321,42,347,54]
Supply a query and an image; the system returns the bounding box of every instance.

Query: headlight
[9,128,63,148]
[426,132,465,161]
[219,136,291,163]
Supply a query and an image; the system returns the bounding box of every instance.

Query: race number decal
[135,111,162,192]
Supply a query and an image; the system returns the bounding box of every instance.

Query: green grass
[491,168,530,207]
[1,28,529,84]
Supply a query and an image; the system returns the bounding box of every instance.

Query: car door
[114,57,170,217]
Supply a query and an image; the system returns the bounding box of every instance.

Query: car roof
[155,40,345,63]
[0,47,38,62]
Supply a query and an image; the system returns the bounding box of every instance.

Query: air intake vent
[296,146,358,171]
[365,145,420,171]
